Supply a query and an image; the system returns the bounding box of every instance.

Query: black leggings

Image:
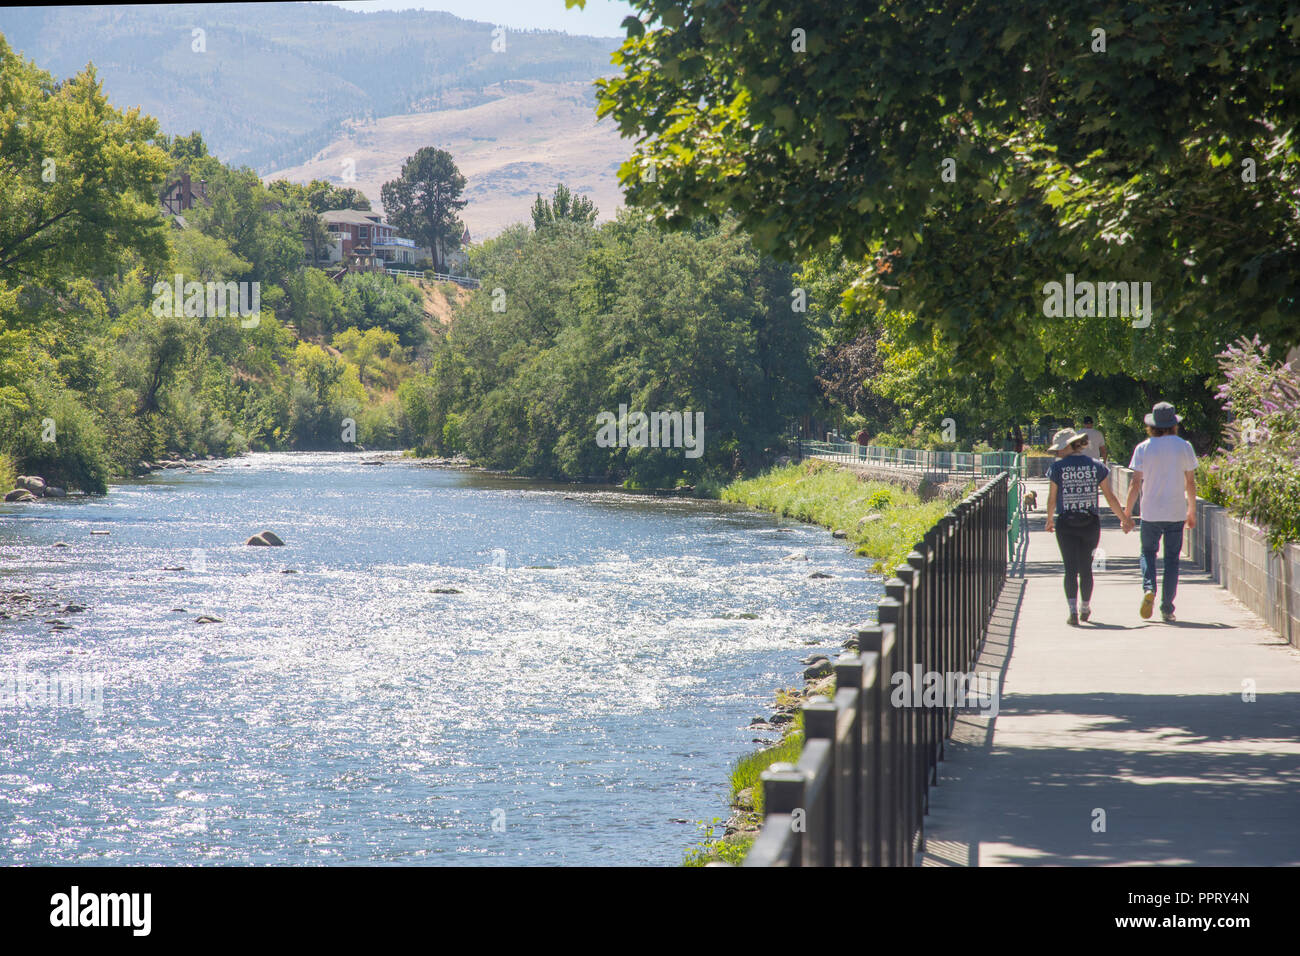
[1055,514,1101,601]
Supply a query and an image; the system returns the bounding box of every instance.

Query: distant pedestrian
[1124,402,1198,622]
[1045,429,1133,626]
[1078,416,1109,462]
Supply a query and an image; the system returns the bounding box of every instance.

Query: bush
[0,452,16,492]
[0,387,110,493]
[1205,336,1300,547]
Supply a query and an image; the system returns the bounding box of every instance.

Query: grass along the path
[721,459,963,572]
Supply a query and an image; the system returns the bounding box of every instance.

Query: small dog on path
[1023,490,1038,512]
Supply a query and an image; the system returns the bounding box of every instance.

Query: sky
[320,0,638,36]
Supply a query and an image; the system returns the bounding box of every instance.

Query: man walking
[1124,402,1198,622]
[1078,416,1108,462]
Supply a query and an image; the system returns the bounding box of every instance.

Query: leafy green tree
[187,167,303,288]
[0,37,170,293]
[531,183,598,230]
[582,0,1300,388]
[267,178,372,213]
[165,131,209,162]
[284,267,344,339]
[444,212,811,484]
[380,147,467,274]
[339,272,427,349]
[333,326,403,388]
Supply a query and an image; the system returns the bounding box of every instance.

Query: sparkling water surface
[0,453,881,865]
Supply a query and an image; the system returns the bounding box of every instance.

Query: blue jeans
[1140,520,1185,613]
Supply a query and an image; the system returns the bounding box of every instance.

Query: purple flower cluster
[1208,336,1300,547]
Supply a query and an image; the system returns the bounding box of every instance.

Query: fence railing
[385,268,482,289]
[742,471,1010,866]
[802,440,1024,479]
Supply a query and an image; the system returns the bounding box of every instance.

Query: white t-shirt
[1079,427,1106,460]
[1129,435,1198,522]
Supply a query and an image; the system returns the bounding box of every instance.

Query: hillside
[0,2,621,178]
[264,79,626,237]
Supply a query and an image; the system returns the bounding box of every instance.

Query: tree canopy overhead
[576,1,1299,378]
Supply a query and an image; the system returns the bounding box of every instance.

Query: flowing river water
[0,452,882,865]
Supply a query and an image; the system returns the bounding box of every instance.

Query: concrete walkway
[921,478,1300,866]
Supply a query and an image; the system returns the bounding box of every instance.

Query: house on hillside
[317,209,422,273]
[160,172,208,227]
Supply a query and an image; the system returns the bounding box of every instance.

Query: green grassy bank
[683,459,969,865]
[720,459,962,572]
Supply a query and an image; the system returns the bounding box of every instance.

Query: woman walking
[1044,428,1133,625]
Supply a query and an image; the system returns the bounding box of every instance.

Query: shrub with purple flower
[1204,336,1300,548]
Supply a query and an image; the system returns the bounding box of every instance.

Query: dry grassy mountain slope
[0,2,624,193]
[265,79,626,238]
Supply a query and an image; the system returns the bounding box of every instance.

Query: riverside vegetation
[0,36,811,496]
[684,460,972,865]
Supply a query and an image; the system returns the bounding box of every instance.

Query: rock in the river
[53,541,69,548]
[808,571,834,579]
[246,530,284,547]
[89,530,110,535]
[194,615,223,624]
[782,550,809,561]
[44,486,66,498]
[17,475,46,495]
[770,712,795,726]
[832,529,847,539]
[803,658,833,680]
[61,604,87,614]
[4,489,37,502]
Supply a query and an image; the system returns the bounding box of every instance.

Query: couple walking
[1043,402,1197,626]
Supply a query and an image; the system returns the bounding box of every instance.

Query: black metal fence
[742,472,1010,866]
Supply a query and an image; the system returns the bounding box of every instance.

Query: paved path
[922,478,1300,866]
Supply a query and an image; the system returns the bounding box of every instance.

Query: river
[0,452,881,865]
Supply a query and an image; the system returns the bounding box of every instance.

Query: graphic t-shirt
[1047,454,1109,516]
